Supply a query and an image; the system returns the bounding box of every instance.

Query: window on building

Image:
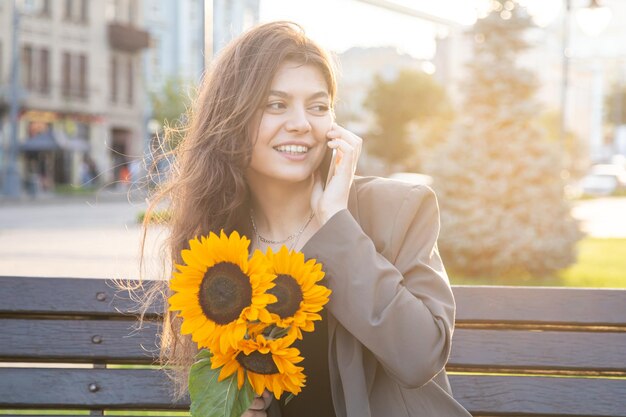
[79,0,89,23]
[61,52,89,99]
[64,0,73,20]
[151,36,161,82]
[41,0,51,17]
[40,48,50,94]
[22,0,50,16]
[110,56,118,102]
[79,54,87,98]
[62,52,71,97]
[151,0,160,18]
[128,0,137,25]
[106,0,122,22]
[127,57,134,105]
[21,45,33,90]
[20,46,50,94]
[76,122,91,142]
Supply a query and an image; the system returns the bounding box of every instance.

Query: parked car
[589,164,626,186]
[577,164,626,197]
[580,173,619,196]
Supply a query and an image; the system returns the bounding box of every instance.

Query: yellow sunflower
[264,246,331,339]
[168,230,277,353]
[211,333,306,399]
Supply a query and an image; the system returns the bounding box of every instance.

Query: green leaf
[188,350,254,417]
[284,393,295,406]
[231,377,255,417]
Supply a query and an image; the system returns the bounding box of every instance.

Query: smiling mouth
[273,145,310,155]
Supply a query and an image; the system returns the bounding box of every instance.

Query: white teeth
[274,145,309,154]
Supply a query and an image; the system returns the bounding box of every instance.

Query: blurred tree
[364,69,451,170]
[150,76,195,150]
[427,0,583,280]
[539,110,587,179]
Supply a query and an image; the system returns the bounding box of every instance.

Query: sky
[258,0,567,59]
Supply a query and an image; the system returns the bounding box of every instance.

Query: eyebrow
[268,90,329,100]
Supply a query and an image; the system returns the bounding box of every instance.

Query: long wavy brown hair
[119,21,339,401]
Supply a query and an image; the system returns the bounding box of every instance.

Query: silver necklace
[249,209,315,250]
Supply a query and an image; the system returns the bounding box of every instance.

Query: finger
[310,170,324,209]
[328,139,356,177]
[327,124,362,149]
[261,390,272,410]
[247,397,267,411]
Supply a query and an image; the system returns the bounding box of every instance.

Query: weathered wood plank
[0,368,188,408]
[453,286,626,326]
[449,374,626,416]
[3,368,625,416]
[0,276,165,317]
[4,319,626,374]
[6,278,625,327]
[449,328,626,372]
[0,319,160,363]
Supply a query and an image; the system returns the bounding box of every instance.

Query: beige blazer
[299,176,471,417]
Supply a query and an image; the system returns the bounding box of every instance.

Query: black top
[278,309,336,417]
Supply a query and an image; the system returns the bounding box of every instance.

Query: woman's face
[246,60,333,185]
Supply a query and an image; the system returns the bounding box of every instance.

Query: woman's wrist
[317,205,345,225]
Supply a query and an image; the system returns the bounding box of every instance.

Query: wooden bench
[1,276,625,416]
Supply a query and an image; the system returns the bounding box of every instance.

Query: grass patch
[104,410,191,417]
[54,184,97,195]
[137,209,171,224]
[557,238,626,288]
[449,237,626,288]
[0,411,89,415]
[0,411,188,416]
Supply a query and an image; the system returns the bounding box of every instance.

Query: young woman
[138,20,471,417]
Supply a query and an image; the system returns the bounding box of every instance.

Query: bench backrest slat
[449,328,626,372]
[454,285,626,326]
[0,318,159,363]
[0,276,164,316]
[4,318,626,374]
[0,368,188,408]
[449,374,626,417]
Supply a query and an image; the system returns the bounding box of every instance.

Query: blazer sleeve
[301,184,456,389]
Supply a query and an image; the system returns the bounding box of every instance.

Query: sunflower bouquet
[168,230,331,417]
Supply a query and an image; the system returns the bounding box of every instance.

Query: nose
[284,107,311,134]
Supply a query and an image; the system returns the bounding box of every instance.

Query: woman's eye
[311,105,329,113]
[267,102,285,110]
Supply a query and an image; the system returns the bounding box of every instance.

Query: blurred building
[143,0,205,89]
[336,46,429,136]
[212,0,259,54]
[140,0,258,181]
[0,0,150,193]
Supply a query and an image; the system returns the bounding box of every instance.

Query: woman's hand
[311,123,363,224]
[241,390,272,417]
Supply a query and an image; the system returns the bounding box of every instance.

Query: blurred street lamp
[559,0,613,164]
[2,0,24,197]
[1,0,41,198]
[576,0,613,37]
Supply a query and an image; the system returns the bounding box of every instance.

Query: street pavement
[1,192,625,279]
[0,188,170,280]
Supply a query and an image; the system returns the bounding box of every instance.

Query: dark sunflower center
[236,351,279,375]
[198,262,252,325]
[267,274,303,319]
